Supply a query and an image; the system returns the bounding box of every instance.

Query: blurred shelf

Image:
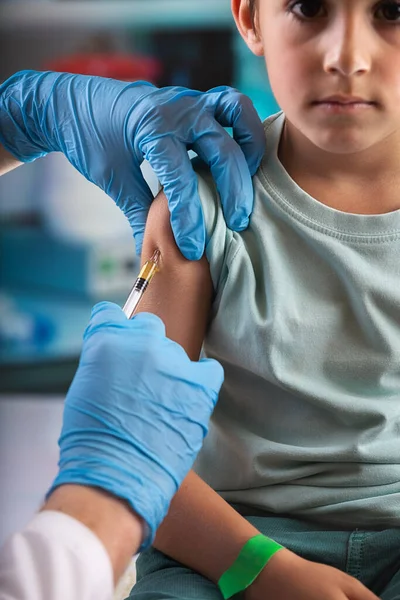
[0,0,233,30]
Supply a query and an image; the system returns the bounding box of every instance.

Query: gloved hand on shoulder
[0,70,266,259]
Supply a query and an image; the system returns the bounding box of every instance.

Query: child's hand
[244,548,379,600]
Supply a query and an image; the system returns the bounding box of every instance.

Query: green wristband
[218,534,284,600]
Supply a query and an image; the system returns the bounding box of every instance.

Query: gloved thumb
[84,301,128,339]
[131,312,167,337]
[196,357,225,403]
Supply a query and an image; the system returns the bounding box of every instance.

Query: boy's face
[232,0,400,155]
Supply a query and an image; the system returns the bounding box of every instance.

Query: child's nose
[322,15,372,78]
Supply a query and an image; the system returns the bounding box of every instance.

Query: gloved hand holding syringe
[123,249,161,318]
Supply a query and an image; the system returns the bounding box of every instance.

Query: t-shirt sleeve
[194,160,235,295]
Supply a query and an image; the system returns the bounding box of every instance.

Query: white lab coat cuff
[0,510,113,600]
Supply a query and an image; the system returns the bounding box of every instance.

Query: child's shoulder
[263,110,285,133]
[260,111,285,172]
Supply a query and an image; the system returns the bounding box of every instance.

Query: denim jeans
[129,513,400,600]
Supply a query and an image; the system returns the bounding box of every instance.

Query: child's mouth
[312,95,376,114]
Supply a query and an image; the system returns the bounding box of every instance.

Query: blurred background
[0,0,279,552]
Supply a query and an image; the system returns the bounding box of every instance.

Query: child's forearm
[153,470,261,584]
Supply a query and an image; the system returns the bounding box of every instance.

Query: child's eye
[288,0,326,19]
[288,0,400,23]
[375,1,400,21]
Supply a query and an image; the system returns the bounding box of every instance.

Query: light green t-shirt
[193,111,400,528]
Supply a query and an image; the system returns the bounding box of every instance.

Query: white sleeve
[0,511,114,600]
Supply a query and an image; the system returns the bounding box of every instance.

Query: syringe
[123,249,161,319]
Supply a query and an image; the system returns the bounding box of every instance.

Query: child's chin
[308,128,378,155]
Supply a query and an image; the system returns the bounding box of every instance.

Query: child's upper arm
[136,190,213,361]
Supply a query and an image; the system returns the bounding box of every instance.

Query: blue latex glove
[0,70,266,260]
[48,302,224,549]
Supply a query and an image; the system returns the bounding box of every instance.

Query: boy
[130,0,400,598]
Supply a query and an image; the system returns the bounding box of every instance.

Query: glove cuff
[48,451,179,551]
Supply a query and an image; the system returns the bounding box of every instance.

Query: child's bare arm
[136,189,212,359]
[137,191,261,582]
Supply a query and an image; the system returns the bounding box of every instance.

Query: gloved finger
[91,301,127,322]
[134,229,145,257]
[84,301,128,339]
[195,357,225,400]
[192,120,254,232]
[131,312,166,337]
[124,200,149,256]
[209,87,266,176]
[143,136,205,261]
[112,159,154,254]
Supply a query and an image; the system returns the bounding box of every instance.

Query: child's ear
[231,0,264,56]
